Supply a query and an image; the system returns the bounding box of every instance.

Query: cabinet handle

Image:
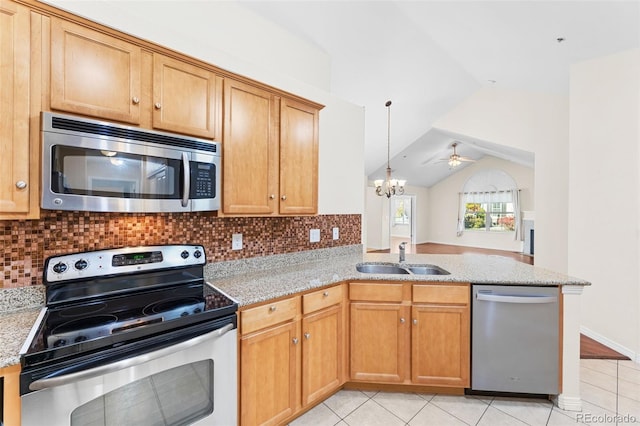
[323,291,329,297]
[281,195,287,201]
[15,181,27,189]
[292,337,299,345]
[400,318,405,324]
[154,102,162,109]
[413,319,418,325]
[269,194,275,200]
[132,96,140,104]
[304,333,311,340]
[269,306,277,312]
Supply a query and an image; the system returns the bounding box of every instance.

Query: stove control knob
[53,339,67,348]
[180,311,189,317]
[193,307,202,314]
[193,249,202,259]
[74,259,89,270]
[181,250,189,259]
[74,335,87,343]
[52,262,68,274]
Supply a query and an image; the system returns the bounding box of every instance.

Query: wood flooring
[369,242,626,360]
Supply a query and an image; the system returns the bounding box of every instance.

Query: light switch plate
[332,227,339,240]
[232,233,243,250]
[310,229,320,243]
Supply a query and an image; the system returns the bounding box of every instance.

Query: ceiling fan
[442,142,475,168]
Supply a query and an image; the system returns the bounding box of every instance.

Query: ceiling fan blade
[459,157,476,162]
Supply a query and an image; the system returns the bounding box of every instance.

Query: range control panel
[44,245,206,283]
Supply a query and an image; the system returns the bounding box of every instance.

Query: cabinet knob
[304,333,311,340]
[269,306,277,312]
[15,181,27,189]
[269,194,275,200]
[413,319,418,325]
[154,102,162,109]
[323,291,329,297]
[400,318,405,324]
[292,337,299,345]
[281,195,287,201]
[132,96,140,104]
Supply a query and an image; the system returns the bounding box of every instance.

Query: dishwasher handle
[476,292,557,304]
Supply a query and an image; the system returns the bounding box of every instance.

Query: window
[393,198,410,225]
[464,201,515,232]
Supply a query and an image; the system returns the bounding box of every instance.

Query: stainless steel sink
[355,262,450,275]
[405,265,450,275]
[355,263,410,274]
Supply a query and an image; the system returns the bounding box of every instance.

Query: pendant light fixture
[374,100,406,198]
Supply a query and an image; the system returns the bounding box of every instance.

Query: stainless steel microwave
[41,112,220,213]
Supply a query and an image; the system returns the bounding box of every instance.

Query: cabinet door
[350,303,409,383]
[0,0,31,217]
[50,17,141,123]
[223,79,278,214]
[152,54,221,139]
[1,364,21,426]
[411,305,470,387]
[279,98,318,215]
[302,305,342,406]
[240,321,299,426]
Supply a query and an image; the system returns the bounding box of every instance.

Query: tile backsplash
[1,211,361,288]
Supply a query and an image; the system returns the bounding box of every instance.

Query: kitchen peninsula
[0,245,589,426]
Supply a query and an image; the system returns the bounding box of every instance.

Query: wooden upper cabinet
[279,98,318,215]
[0,0,34,219]
[223,79,278,215]
[50,17,141,124]
[152,54,222,139]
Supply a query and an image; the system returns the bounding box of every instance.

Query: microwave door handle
[181,152,190,208]
[28,323,234,391]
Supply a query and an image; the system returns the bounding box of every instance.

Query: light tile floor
[290,359,640,426]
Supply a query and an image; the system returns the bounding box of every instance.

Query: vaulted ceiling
[242,1,640,187]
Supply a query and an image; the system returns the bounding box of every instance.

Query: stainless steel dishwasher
[472,285,559,395]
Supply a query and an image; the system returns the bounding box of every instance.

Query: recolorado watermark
[576,413,637,423]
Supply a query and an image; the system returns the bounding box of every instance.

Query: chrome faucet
[399,242,408,263]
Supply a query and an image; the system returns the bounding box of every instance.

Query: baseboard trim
[580,326,638,362]
[555,394,582,411]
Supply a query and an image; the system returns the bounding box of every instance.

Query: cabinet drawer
[303,285,343,314]
[413,284,469,305]
[349,282,405,302]
[241,297,300,335]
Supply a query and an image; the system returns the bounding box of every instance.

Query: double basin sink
[356,262,450,276]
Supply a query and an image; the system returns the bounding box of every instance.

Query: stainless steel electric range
[19,245,238,426]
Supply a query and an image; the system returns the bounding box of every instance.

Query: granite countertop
[0,245,590,368]
[206,245,590,307]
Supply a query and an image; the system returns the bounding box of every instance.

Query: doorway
[389,195,416,252]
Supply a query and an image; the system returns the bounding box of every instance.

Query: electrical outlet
[310,229,320,243]
[332,227,339,240]
[232,233,243,250]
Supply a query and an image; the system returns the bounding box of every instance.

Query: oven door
[21,323,237,426]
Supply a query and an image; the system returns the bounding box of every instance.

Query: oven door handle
[29,323,234,391]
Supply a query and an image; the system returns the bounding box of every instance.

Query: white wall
[43,0,365,216]
[426,156,534,252]
[433,87,569,272]
[568,49,640,358]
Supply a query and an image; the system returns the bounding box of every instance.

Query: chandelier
[374,100,406,198]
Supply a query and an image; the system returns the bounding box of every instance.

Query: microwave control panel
[190,162,215,198]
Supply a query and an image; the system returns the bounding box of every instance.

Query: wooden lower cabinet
[1,364,21,426]
[239,285,345,426]
[411,304,470,386]
[301,304,342,405]
[349,302,410,383]
[348,281,470,388]
[240,320,300,426]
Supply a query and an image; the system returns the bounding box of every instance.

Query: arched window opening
[457,169,522,240]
